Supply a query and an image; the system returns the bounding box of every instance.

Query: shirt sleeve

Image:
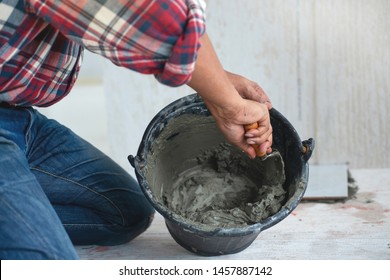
[24,0,206,87]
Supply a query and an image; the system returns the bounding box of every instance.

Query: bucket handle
[128,155,138,168]
[301,138,315,163]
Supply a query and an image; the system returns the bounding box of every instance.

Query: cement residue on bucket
[164,143,286,228]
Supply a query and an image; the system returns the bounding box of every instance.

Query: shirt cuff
[155,0,206,87]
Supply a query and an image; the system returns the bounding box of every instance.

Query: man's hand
[203,97,272,159]
[187,33,272,159]
[225,71,272,110]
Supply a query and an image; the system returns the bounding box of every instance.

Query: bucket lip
[132,93,309,236]
[135,93,209,162]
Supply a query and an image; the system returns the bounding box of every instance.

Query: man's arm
[187,33,272,159]
[25,0,206,87]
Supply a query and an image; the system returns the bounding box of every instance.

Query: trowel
[244,122,285,188]
[244,122,279,161]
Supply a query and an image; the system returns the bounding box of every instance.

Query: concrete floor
[76,168,390,260]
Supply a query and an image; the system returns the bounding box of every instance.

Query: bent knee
[104,208,155,246]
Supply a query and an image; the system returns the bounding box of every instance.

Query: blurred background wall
[40,0,390,175]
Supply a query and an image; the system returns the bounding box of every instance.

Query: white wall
[99,0,390,171]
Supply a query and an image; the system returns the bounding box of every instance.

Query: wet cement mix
[164,143,287,228]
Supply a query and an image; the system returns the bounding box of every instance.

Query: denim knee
[116,205,155,245]
[65,195,155,246]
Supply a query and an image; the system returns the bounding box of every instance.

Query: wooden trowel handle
[244,122,266,157]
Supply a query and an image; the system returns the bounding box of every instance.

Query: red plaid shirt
[0,0,206,107]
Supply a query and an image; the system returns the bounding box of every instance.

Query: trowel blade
[254,149,285,185]
[257,150,279,161]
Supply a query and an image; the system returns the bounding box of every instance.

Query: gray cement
[165,144,286,228]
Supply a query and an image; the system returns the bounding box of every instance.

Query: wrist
[203,91,245,125]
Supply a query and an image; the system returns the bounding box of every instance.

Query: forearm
[187,33,272,158]
[187,33,243,118]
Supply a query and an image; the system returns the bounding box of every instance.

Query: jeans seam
[30,167,126,225]
[24,108,34,154]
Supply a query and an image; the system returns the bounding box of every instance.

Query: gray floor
[76,168,390,260]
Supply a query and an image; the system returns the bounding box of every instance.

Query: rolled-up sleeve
[24,0,206,86]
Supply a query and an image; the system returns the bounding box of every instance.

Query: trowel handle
[244,122,266,157]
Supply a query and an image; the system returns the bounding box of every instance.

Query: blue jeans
[0,104,155,259]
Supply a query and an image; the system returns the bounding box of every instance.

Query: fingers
[245,125,273,145]
[245,81,272,107]
[241,102,272,158]
[225,71,272,109]
[245,129,273,156]
[246,145,258,159]
[249,82,272,110]
[240,134,272,159]
[244,103,272,142]
[233,139,259,160]
[260,134,273,154]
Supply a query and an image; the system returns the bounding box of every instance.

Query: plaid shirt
[0,0,206,107]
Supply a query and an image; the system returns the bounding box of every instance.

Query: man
[0,0,272,259]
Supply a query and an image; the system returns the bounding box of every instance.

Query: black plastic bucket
[129,94,314,256]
